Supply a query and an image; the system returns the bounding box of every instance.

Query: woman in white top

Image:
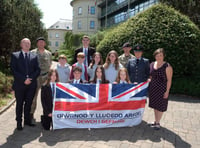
[114,68,131,84]
[103,50,123,83]
[87,52,103,81]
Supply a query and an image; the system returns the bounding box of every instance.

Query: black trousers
[15,84,36,123]
[41,115,52,130]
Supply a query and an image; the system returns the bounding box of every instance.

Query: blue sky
[34,0,73,28]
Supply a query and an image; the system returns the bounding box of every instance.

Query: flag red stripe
[114,81,148,99]
[56,83,86,100]
[54,100,146,111]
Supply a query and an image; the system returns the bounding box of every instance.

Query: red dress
[149,62,169,112]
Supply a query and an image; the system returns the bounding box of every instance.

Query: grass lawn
[0,93,14,110]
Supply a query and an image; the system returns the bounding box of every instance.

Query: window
[90,21,95,29]
[49,33,52,38]
[90,6,95,15]
[78,21,82,29]
[55,33,59,38]
[78,7,82,15]
[66,26,69,29]
[55,41,59,47]
[49,41,51,46]
[56,25,59,28]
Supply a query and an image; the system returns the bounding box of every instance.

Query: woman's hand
[163,91,169,99]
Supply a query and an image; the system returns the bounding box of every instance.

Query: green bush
[97,4,200,77]
[0,72,13,96]
[171,77,200,98]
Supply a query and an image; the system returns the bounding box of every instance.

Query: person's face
[155,53,164,62]
[109,53,116,63]
[96,68,102,79]
[123,47,131,55]
[82,38,90,47]
[94,55,101,64]
[73,71,82,80]
[51,72,57,82]
[37,40,46,49]
[77,56,85,64]
[134,51,143,58]
[59,58,67,65]
[21,39,31,51]
[120,71,126,81]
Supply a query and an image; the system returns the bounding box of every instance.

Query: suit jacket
[73,47,96,64]
[127,57,150,83]
[70,64,89,81]
[10,51,40,90]
[41,85,53,116]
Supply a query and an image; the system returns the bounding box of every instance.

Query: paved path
[0,94,200,148]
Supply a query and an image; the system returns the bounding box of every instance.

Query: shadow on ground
[0,121,191,148]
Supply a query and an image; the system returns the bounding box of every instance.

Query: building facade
[70,0,158,34]
[47,19,72,53]
[70,0,101,35]
[99,0,158,28]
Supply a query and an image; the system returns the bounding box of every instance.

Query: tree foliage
[0,0,47,73]
[97,4,200,77]
[160,0,200,28]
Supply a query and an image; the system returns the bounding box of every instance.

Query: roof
[48,19,72,30]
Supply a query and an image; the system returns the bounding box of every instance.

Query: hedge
[97,4,200,77]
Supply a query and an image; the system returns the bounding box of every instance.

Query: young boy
[56,54,70,83]
[68,67,85,84]
[70,52,88,81]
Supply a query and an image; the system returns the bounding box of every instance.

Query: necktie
[99,80,101,84]
[52,83,55,98]
[84,48,88,66]
[136,59,139,64]
[25,53,29,77]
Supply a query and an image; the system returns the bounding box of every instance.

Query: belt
[40,72,48,76]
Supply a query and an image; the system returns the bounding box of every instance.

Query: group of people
[10,35,173,131]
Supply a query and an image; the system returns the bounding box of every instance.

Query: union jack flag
[54,81,149,111]
[53,81,149,129]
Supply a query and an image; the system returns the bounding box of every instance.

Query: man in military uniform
[118,42,135,67]
[127,44,150,84]
[30,37,52,120]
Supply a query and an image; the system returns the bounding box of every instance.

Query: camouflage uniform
[118,53,135,67]
[30,48,52,115]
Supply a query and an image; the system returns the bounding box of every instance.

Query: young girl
[41,69,59,130]
[103,50,123,83]
[88,52,103,81]
[114,68,131,84]
[90,65,109,84]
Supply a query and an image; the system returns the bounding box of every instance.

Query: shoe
[24,121,36,127]
[148,121,156,127]
[17,122,23,131]
[154,123,160,130]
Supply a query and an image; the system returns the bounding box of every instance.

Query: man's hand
[24,78,32,85]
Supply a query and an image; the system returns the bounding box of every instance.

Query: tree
[0,0,47,73]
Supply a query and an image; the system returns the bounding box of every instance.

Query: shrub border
[0,98,15,115]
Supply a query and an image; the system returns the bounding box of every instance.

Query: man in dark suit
[73,35,95,67]
[10,38,40,130]
[127,44,150,84]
